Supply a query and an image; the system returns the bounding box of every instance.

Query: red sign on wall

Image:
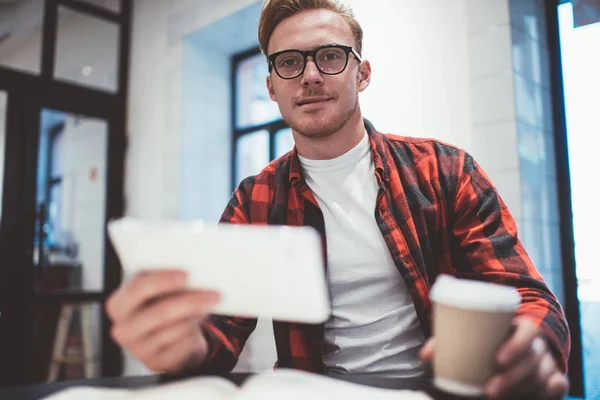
[89,167,97,182]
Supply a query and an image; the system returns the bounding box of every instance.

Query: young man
[106,0,570,398]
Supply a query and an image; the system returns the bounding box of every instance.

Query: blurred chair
[47,300,97,381]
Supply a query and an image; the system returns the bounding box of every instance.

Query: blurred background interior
[0,0,598,398]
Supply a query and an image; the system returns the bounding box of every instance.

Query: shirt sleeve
[197,180,259,373]
[450,152,570,373]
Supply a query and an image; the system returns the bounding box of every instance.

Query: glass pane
[236,53,281,128]
[274,128,294,158]
[235,131,269,187]
[50,130,64,178]
[0,0,43,75]
[54,6,120,93]
[0,91,6,217]
[34,110,108,293]
[558,2,600,396]
[72,0,121,13]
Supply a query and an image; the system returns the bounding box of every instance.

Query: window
[55,6,121,93]
[232,47,293,189]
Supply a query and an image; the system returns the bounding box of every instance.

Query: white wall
[126,0,258,221]
[59,116,108,293]
[349,0,473,150]
[179,42,231,222]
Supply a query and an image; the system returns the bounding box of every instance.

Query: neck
[293,110,365,160]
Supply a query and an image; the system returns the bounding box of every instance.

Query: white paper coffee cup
[430,275,521,396]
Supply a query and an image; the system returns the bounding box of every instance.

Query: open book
[43,369,433,400]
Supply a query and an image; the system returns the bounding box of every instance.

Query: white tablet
[107,218,330,323]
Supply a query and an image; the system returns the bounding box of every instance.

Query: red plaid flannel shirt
[201,119,570,374]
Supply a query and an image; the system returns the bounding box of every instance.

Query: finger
[485,337,546,398]
[496,318,538,368]
[112,291,220,346]
[106,270,188,321]
[419,339,435,362]
[542,371,569,399]
[133,316,207,362]
[534,353,560,392]
[511,350,556,395]
[145,334,207,373]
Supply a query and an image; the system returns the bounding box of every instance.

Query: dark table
[0,372,540,400]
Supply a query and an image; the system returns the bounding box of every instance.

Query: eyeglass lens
[274,47,348,78]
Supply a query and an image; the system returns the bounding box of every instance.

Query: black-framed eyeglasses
[268,44,362,80]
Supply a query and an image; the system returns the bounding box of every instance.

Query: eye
[317,49,345,64]
[277,56,301,68]
[322,52,341,61]
[282,58,298,66]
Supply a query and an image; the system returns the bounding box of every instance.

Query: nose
[301,57,323,87]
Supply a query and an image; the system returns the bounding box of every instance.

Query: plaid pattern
[201,119,570,375]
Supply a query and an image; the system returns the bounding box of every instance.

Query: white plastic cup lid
[430,275,521,312]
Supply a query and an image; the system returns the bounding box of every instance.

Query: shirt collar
[289,118,390,187]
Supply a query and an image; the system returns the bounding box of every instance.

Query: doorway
[0,0,131,386]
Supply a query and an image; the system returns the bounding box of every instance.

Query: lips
[296,97,332,106]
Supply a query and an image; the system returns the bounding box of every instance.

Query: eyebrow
[274,43,342,53]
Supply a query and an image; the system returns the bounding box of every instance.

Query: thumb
[419,338,435,362]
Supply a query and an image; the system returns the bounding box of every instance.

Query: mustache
[292,89,335,103]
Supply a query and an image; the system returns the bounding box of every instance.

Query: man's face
[266,9,370,139]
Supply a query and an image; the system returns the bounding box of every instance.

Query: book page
[130,375,237,400]
[42,387,131,400]
[237,369,434,400]
[42,376,238,400]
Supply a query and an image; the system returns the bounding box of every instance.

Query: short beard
[288,96,359,140]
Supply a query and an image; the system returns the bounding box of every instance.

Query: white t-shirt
[298,132,426,377]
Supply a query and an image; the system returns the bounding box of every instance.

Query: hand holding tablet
[107,218,330,323]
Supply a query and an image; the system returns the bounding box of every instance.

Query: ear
[356,59,371,92]
[267,75,277,101]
